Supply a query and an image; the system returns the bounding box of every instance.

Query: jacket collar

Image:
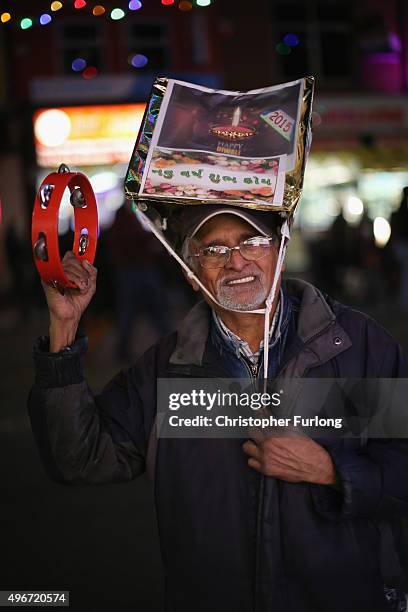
[169,279,352,370]
[169,300,211,366]
[279,279,352,377]
[284,278,335,343]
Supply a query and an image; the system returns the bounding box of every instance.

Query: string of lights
[0,0,213,29]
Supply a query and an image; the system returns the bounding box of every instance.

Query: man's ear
[182,267,200,292]
[181,238,201,291]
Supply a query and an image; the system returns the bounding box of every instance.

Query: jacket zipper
[241,355,263,611]
[249,362,258,377]
[239,350,259,380]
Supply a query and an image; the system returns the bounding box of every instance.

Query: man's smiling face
[187,214,280,311]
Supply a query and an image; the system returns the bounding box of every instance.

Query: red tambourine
[32,164,98,289]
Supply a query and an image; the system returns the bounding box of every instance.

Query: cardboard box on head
[125,76,314,217]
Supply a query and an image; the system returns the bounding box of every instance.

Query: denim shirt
[210,289,293,379]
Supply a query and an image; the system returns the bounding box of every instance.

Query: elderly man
[29,204,408,612]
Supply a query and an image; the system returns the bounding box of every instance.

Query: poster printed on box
[137,79,305,209]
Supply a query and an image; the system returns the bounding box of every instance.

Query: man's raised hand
[41,251,97,352]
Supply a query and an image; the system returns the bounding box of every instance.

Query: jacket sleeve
[28,335,157,485]
[311,319,408,520]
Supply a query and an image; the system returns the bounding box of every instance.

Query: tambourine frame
[31,169,98,289]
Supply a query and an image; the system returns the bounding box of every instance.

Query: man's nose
[225,248,247,271]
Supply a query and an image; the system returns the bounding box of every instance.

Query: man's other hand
[242,433,337,485]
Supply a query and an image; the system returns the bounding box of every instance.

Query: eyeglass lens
[198,239,273,269]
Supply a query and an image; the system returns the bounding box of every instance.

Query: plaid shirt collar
[212,289,283,365]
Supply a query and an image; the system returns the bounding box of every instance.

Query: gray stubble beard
[214,274,269,311]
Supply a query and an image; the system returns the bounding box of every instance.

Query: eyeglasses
[189,235,277,269]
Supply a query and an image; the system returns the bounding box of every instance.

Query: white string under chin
[262,219,290,383]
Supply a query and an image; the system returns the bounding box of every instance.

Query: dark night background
[1,0,408,609]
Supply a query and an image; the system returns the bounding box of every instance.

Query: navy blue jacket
[28,279,408,612]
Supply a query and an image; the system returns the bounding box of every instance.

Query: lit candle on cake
[210,106,256,140]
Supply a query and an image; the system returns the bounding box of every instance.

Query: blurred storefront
[33,103,146,233]
[284,93,408,312]
[299,94,408,233]
[32,92,408,292]
[33,93,408,237]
